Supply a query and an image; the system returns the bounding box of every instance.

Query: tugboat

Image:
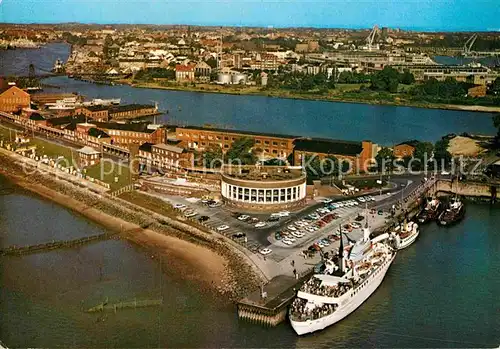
[416,197,442,224]
[437,197,465,226]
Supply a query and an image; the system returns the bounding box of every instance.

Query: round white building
[220,166,307,211]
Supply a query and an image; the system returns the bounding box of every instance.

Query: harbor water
[1,174,499,347]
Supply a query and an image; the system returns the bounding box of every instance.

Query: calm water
[1,175,499,348]
[0,43,496,144]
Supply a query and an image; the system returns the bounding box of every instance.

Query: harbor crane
[365,25,380,51]
[463,34,478,56]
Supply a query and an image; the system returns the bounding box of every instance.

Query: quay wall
[436,179,498,199]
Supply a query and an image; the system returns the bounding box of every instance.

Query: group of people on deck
[290,298,337,321]
[299,277,351,298]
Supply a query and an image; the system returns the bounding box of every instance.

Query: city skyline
[1,0,500,32]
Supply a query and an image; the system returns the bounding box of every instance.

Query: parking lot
[149,191,394,262]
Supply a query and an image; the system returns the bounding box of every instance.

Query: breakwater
[0,231,118,257]
[84,299,163,313]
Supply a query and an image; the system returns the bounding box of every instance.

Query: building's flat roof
[109,104,155,114]
[293,138,363,156]
[223,166,303,181]
[77,146,100,155]
[178,125,298,140]
[153,143,184,153]
[94,121,157,134]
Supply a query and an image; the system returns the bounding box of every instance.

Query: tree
[434,139,452,169]
[370,67,400,93]
[412,142,434,170]
[303,155,322,182]
[226,137,257,165]
[375,147,395,172]
[400,70,415,85]
[206,57,217,69]
[203,144,223,168]
[490,77,500,95]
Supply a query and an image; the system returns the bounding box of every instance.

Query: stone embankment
[0,152,261,300]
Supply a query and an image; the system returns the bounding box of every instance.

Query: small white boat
[390,221,419,250]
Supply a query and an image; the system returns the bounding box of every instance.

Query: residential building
[175,64,196,82]
[176,126,296,159]
[151,143,194,169]
[77,146,101,167]
[0,86,30,112]
[393,140,419,159]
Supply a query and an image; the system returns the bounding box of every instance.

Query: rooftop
[179,125,298,140]
[77,146,100,155]
[94,121,158,134]
[152,143,184,153]
[293,138,363,156]
[109,104,156,114]
[222,165,304,181]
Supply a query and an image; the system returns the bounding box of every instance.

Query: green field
[85,161,132,190]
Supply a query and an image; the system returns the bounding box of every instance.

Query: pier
[0,231,118,257]
[237,273,313,326]
[84,298,163,313]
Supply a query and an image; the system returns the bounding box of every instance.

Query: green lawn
[85,161,132,191]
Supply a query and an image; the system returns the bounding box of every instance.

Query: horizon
[1,0,500,32]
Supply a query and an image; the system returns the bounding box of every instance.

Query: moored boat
[289,224,396,335]
[437,197,465,226]
[416,198,442,224]
[389,221,419,250]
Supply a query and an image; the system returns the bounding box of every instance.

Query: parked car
[282,238,294,245]
[268,216,280,222]
[279,211,290,217]
[173,203,186,209]
[259,248,273,255]
[287,225,297,231]
[232,232,246,239]
[198,216,210,222]
[209,202,221,208]
[238,215,250,221]
[217,225,229,232]
[185,211,197,218]
[255,222,267,228]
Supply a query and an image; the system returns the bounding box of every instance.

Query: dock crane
[365,25,380,51]
[463,34,478,56]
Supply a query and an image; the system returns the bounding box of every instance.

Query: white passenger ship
[289,224,396,335]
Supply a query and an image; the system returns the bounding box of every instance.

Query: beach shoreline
[0,151,261,299]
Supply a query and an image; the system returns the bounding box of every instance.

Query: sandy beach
[0,154,233,293]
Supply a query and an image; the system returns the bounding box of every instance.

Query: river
[0,43,496,145]
[1,44,499,348]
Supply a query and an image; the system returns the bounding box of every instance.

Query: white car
[282,238,294,245]
[286,236,297,243]
[358,197,366,203]
[259,248,273,255]
[351,222,362,229]
[292,231,305,238]
[287,225,297,231]
[306,227,315,233]
[255,222,267,228]
[238,215,250,221]
[322,198,332,203]
[217,225,230,232]
[279,211,290,217]
[173,203,186,209]
[185,211,197,218]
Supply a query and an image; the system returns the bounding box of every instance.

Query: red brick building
[393,140,419,159]
[0,86,30,113]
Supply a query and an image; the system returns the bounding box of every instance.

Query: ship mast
[338,225,344,273]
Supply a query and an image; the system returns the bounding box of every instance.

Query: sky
[0,0,499,31]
